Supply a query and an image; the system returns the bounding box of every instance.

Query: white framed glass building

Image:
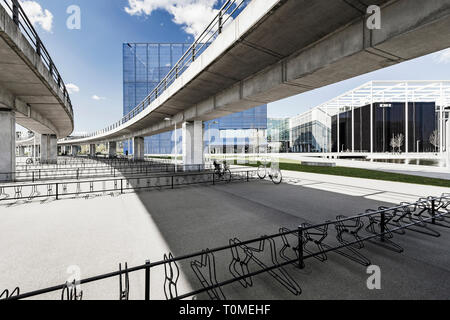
[293,81,450,154]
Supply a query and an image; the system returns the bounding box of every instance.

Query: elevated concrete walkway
[0,4,74,137]
[61,0,450,150]
[0,1,74,178]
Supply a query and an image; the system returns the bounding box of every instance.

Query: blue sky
[14,0,450,133]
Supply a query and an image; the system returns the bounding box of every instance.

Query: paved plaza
[1,170,449,300]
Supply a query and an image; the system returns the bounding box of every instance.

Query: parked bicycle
[257,160,282,184]
[213,161,232,183]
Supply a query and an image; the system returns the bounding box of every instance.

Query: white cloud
[433,48,450,64]
[19,1,53,32]
[66,83,80,94]
[125,0,220,38]
[92,95,106,101]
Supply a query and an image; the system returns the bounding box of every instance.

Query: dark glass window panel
[354,108,361,151]
[331,115,337,152]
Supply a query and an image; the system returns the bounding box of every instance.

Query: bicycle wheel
[271,169,283,185]
[223,169,232,183]
[26,158,33,165]
[257,165,267,179]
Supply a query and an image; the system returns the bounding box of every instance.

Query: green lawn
[236,161,450,188]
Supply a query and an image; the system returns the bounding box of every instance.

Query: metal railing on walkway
[2,194,449,300]
[74,0,249,139]
[1,0,73,115]
[3,163,209,183]
[14,157,172,171]
[0,169,258,203]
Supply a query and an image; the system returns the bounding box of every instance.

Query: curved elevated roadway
[0,0,74,178]
[61,0,450,162]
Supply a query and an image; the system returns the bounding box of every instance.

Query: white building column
[89,144,96,157]
[0,109,15,182]
[370,84,374,154]
[109,141,117,157]
[133,137,144,161]
[351,92,355,153]
[183,121,204,170]
[446,120,450,165]
[40,134,57,164]
[405,83,409,154]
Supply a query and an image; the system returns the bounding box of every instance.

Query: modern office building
[123,42,268,155]
[267,118,290,152]
[123,43,191,154]
[291,81,450,154]
[289,109,331,153]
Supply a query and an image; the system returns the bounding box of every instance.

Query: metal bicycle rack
[2,194,449,300]
[61,280,83,301]
[0,288,20,300]
[0,169,258,204]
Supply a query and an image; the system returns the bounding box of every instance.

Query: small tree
[429,130,439,152]
[395,134,405,153]
[390,135,397,153]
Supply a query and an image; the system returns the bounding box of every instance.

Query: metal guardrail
[71,0,249,140]
[2,163,213,183]
[1,0,73,116]
[15,156,172,169]
[14,157,172,169]
[0,169,258,202]
[2,194,449,300]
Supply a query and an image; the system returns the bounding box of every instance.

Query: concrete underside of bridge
[0,5,74,137]
[62,0,450,156]
[0,4,74,179]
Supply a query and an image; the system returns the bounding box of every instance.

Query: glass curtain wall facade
[204,105,268,154]
[267,118,290,152]
[123,43,268,155]
[123,43,191,154]
[290,109,331,153]
[331,102,436,153]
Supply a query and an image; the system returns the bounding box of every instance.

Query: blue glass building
[123,43,267,155]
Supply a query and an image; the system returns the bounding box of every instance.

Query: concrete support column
[0,109,15,182]
[40,134,57,164]
[109,141,117,157]
[183,121,204,170]
[133,137,144,161]
[89,144,96,157]
[18,146,25,157]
